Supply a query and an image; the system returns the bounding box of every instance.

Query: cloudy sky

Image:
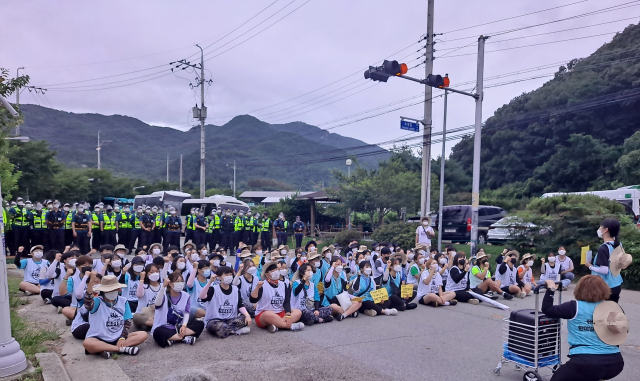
[3,0,639,160]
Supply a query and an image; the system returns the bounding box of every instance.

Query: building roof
[295,190,340,202]
[239,191,315,203]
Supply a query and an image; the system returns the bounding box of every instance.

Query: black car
[437,205,507,244]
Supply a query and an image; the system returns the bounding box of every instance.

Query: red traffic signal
[426,74,450,88]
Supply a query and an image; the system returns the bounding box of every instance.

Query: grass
[451,243,507,256]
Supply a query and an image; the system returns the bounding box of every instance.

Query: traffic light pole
[421,0,435,220]
[470,36,487,257]
[437,89,448,253]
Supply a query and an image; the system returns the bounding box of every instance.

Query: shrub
[371,221,419,249]
[332,229,363,248]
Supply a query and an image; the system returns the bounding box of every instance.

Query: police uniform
[293,220,305,248]
[91,211,103,250]
[185,212,196,243]
[206,212,221,251]
[153,211,164,246]
[72,211,92,254]
[31,209,48,248]
[234,214,245,249]
[102,210,117,246]
[220,213,234,251]
[64,206,75,247]
[117,211,132,247]
[251,215,260,247]
[274,217,289,247]
[194,214,207,246]
[260,215,272,252]
[47,208,65,252]
[129,211,142,251]
[140,212,155,248]
[243,215,254,245]
[9,205,30,252]
[163,213,182,249]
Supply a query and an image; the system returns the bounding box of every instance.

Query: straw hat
[238,242,253,252]
[149,243,163,253]
[307,251,321,261]
[421,216,432,225]
[114,244,129,255]
[391,252,407,265]
[276,244,289,253]
[505,250,520,261]
[593,301,629,345]
[521,253,536,262]
[261,261,280,280]
[476,252,491,261]
[610,246,633,277]
[238,249,254,259]
[93,275,127,292]
[30,245,44,253]
[269,250,284,261]
[182,241,195,252]
[321,246,333,255]
[414,244,428,252]
[357,245,368,253]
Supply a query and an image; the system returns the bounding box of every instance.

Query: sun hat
[391,252,407,265]
[476,252,491,261]
[521,253,536,262]
[593,301,629,345]
[238,242,252,252]
[239,249,254,259]
[307,252,321,261]
[93,275,127,292]
[610,246,633,277]
[277,244,289,253]
[114,244,129,255]
[261,261,280,280]
[182,241,195,252]
[30,245,44,253]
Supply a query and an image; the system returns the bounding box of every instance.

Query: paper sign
[370,288,389,303]
[580,246,590,265]
[352,297,364,302]
[252,255,260,266]
[316,281,324,294]
[401,284,413,299]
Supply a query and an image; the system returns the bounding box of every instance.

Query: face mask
[365,255,371,260]
[33,251,43,259]
[279,269,288,277]
[133,265,144,273]
[81,266,92,273]
[111,260,122,268]
[212,260,220,267]
[335,265,344,273]
[418,258,426,265]
[246,267,258,275]
[190,253,200,262]
[597,229,603,238]
[148,273,160,282]
[280,250,287,255]
[172,282,185,293]
[422,222,429,226]
[78,207,84,212]
[458,259,465,267]
[313,261,321,268]
[68,259,77,268]
[363,267,372,275]
[256,250,263,256]
[103,290,119,300]
[430,263,438,269]
[270,271,280,280]
[548,257,556,263]
[222,275,233,285]
[226,212,231,216]
[63,207,69,212]
[201,249,208,256]
[177,262,186,270]
[527,260,534,267]
[137,209,143,213]
[510,257,517,265]
[18,202,24,207]
[125,210,130,214]
[325,253,331,259]
[203,269,211,278]
[358,259,365,264]
[145,210,150,214]
[408,253,415,261]
[152,249,161,255]
[439,258,447,265]
[171,211,176,215]
[393,265,402,272]
[558,250,566,256]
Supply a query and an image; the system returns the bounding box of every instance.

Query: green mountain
[447,22,640,196]
[18,106,391,190]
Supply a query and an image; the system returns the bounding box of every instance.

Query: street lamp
[4,137,29,143]
[346,159,352,230]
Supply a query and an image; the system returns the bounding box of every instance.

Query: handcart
[494,282,563,381]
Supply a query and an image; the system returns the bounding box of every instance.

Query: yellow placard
[401,284,413,299]
[316,281,324,294]
[352,297,364,302]
[252,256,260,266]
[370,288,389,303]
[580,246,590,265]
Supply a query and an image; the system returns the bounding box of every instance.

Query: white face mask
[202,250,208,256]
[148,273,160,282]
[104,290,119,300]
[393,265,402,272]
[363,267,372,275]
[365,255,371,260]
[422,221,429,226]
[597,228,603,238]
[33,251,43,259]
[430,263,438,269]
[172,282,185,293]
[527,261,534,267]
[152,249,161,255]
[270,271,280,280]
[177,262,186,270]
[116,252,125,258]
[325,253,332,259]
[64,207,70,212]
[548,257,556,263]
[558,250,566,256]
[221,275,233,285]
[280,250,287,255]
[212,260,220,267]
[313,261,321,268]
[246,267,257,275]
[407,253,414,261]
[279,269,288,277]
[335,265,344,273]
[439,258,447,265]
[256,250,263,256]
[418,258,426,265]
[191,254,200,262]
[390,247,395,253]
[111,260,122,268]
[68,258,77,268]
[133,265,144,273]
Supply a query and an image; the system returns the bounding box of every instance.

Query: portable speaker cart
[494,283,563,381]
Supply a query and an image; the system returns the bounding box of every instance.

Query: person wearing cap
[193,209,207,247]
[47,200,66,252]
[249,261,304,333]
[152,206,164,247]
[114,244,131,269]
[83,274,148,359]
[10,197,31,254]
[260,212,273,252]
[541,275,626,381]
[102,205,117,246]
[71,204,92,254]
[220,209,234,253]
[30,202,48,249]
[206,209,221,251]
[185,208,197,245]
[251,212,261,247]
[164,207,182,250]
[233,210,246,252]
[186,259,214,319]
[586,218,630,304]
[292,216,305,249]
[139,207,155,249]
[516,253,537,296]
[496,250,525,299]
[416,216,435,251]
[129,206,143,252]
[117,206,133,249]
[15,245,50,296]
[470,252,512,300]
[274,213,289,248]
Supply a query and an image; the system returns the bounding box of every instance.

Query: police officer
[24,200,34,247]
[31,202,48,248]
[185,208,196,243]
[158,205,169,247]
[129,206,143,252]
[260,212,272,252]
[243,209,254,245]
[63,203,75,247]
[9,197,30,253]
[102,205,117,246]
[163,207,182,249]
[117,206,132,248]
[220,209,234,253]
[47,200,65,252]
[90,204,103,252]
[206,208,221,251]
[140,206,155,248]
[234,210,245,250]
[72,203,92,254]
[274,213,289,247]
[194,208,207,247]
[252,212,261,246]
[152,206,163,246]
[293,216,305,249]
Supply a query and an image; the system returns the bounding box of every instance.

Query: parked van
[436,205,507,244]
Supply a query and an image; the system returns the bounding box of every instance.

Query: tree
[8,140,60,201]
[616,131,640,185]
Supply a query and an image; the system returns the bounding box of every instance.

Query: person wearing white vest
[83,274,148,359]
[233,257,260,317]
[556,246,575,289]
[445,254,480,304]
[417,258,457,307]
[516,253,537,297]
[15,245,49,295]
[539,251,570,289]
[199,266,252,338]
[151,272,204,347]
[132,263,162,329]
[496,250,525,298]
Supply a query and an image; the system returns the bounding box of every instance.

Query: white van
[180,195,250,223]
[542,186,640,221]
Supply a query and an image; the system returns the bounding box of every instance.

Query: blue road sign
[400,120,419,132]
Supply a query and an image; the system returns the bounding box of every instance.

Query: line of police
[4,197,306,256]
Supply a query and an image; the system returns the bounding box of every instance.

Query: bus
[133,191,192,212]
[103,197,134,208]
[542,186,640,222]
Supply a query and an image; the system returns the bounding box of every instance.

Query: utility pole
[96,131,111,170]
[15,67,24,136]
[437,89,448,253]
[166,155,169,182]
[179,154,183,192]
[470,36,487,257]
[233,160,236,198]
[421,0,435,218]
[197,44,206,199]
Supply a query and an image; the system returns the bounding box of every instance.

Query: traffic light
[382,60,408,76]
[426,74,450,88]
[364,67,390,82]
[364,60,408,82]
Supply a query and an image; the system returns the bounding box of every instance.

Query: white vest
[70,271,85,307]
[86,296,129,342]
[517,265,533,285]
[417,271,442,299]
[124,273,139,302]
[540,263,561,282]
[136,284,161,313]
[189,279,209,311]
[291,280,315,311]
[39,266,54,291]
[71,305,89,332]
[255,281,286,314]
[496,264,517,286]
[151,291,190,334]
[238,275,259,304]
[51,263,66,298]
[406,263,420,285]
[204,284,240,323]
[23,258,47,284]
[445,267,469,292]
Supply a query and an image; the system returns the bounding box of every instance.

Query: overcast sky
[3,0,639,162]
